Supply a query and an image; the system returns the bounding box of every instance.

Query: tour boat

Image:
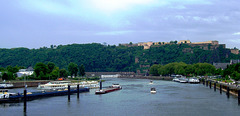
[37,81,72,90]
[0,82,14,89]
[150,88,156,94]
[37,81,99,90]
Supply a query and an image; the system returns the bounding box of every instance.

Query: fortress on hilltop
[121,40,239,54]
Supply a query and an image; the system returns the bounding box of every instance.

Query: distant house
[17,67,34,77]
[230,59,240,65]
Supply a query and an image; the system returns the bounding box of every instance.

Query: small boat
[150,88,156,94]
[179,78,188,83]
[188,77,200,84]
[149,80,153,84]
[172,77,180,82]
[111,83,122,89]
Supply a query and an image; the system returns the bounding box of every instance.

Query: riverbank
[201,79,240,97]
[11,80,49,88]
[119,76,173,80]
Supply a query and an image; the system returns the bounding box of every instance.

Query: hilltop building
[121,40,238,54]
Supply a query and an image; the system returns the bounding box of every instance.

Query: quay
[0,87,89,103]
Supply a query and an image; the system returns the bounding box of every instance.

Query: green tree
[50,67,60,80]
[60,69,68,78]
[34,62,48,79]
[47,62,55,73]
[149,64,161,76]
[78,64,85,77]
[68,62,78,77]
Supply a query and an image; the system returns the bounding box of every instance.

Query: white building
[16,67,34,77]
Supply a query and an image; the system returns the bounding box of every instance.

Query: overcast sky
[0,0,240,49]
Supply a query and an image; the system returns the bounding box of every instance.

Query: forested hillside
[0,43,239,72]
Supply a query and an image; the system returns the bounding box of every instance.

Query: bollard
[68,85,70,101]
[24,89,27,112]
[206,81,208,87]
[214,83,216,91]
[203,79,205,85]
[100,81,102,90]
[209,81,212,89]
[227,87,230,98]
[238,90,240,105]
[77,84,79,99]
[220,84,222,94]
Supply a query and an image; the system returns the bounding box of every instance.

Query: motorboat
[111,83,122,89]
[188,77,200,84]
[178,78,188,83]
[149,80,153,84]
[172,77,180,82]
[150,88,156,94]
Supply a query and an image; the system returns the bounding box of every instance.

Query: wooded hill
[0,43,239,73]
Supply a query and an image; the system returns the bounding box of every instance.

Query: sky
[0,0,240,49]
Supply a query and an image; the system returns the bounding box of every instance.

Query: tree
[60,69,68,78]
[79,64,85,77]
[47,62,55,73]
[68,62,78,77]
[50,67,60,80]
[149,64,161,76]
[34,62,48,79]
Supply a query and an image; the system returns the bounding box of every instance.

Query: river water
[1,78,240,116]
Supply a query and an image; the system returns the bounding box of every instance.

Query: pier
[0,88,89,103]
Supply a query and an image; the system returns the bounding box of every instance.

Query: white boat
[111,83,122,89]
[0,82,14,89]
[178,78,188,83]
[149,80,153,84]
[37,81,99,90]
[188,77,200,83]
[0,89,17,99]
[150,88,156,94]
[172,77,180,82]
[37,81,72,90]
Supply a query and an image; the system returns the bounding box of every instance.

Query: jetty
[0,88,89,103]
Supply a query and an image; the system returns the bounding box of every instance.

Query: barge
[95,84,122,94]
[0,88,89,103]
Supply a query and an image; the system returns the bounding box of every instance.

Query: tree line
[0,42,239,73]
[0,62,85,80]
[149,62,240,81]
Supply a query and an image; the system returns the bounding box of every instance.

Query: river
[1,78,240,116]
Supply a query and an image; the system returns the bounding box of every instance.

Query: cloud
[233,32,240,35]
[95,30,134,35]
[229,39,240,43]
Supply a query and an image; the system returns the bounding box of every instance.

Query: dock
[0,88,89,103]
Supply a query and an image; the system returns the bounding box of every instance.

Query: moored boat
[0,82,14,89]
[172,77,180,82]
[178,78,188,83]
[188,77,200,84]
